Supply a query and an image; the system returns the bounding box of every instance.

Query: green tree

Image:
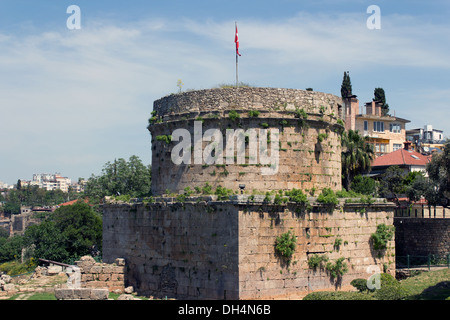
[23,220,69,262]
[85,155,151,199]
[405,173,428,202]
[426,141,450,206]
[23,201,102,263]
[341,130,374,190]
[0,235,24,263]
[340,71,352,99]
[374,88,390,116]
[378,166,407,199]
[350,175,377,195]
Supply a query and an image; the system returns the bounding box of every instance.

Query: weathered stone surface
[124,286,134,294]
[149,87,343,196]
[55,288,74,300]
[90,288,109,300]
[117,294,140,300]
[394,218,450,256]
[2,284,15,292]
[55,288,109,300]
[102,199,395,300]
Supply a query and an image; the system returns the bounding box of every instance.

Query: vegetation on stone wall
[274,230,297,262]
[371,223,395,251]
[316,188,339,206]
[284,189,309,205]
[307,254,329,271]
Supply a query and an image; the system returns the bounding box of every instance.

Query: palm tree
[341,130,374,190]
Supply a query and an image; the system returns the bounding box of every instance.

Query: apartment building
[406,125,445,154]
[344,96,409,157]
[29,173,72,193]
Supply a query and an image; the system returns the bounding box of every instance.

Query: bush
[325,257,348,279]
[307,254,329,270]
[155,135,172,144]
[201,183,213,195]
[303,291,374,300]
[228,110,240,121]
[371,224,395,250]
[374,274,410,300]
[351,175,377,195]
[275,231,296,261]
[215,185,233,200]
[285,188,309,205]
[317,188,338,206]
[351,278,371,292]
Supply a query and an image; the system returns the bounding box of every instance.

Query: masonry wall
[102,197,395,300]
[394,218,450,257]
[148,87,344,196]
[102,200,240,299]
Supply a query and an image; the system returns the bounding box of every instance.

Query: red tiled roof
[371,148,430,167]
[59,199,89,207]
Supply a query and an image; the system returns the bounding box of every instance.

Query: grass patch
[401,269,450,300]
[303,269,450,300]
[28,292,58,300]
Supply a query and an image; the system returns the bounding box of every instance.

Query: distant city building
[344,97,410,157]
[406,125,445,154]
[18,173,85,193]
[0,181,14,190]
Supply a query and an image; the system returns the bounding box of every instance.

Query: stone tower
[148,87,344,196]
[103,87,396,300]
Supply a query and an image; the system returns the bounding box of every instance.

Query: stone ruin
[149,87,343,196]
[102,87,396,299]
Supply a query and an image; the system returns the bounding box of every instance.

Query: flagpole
[236,50,238,89]
[235,21,239,89]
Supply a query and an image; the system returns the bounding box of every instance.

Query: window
[364,120,368,131]
[393,144,402,151]
[390,123,401,133]
[373,121,384,132]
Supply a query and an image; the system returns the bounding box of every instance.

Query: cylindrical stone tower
[148,87,344,196]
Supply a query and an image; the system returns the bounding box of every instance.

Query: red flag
[235,23,241,56]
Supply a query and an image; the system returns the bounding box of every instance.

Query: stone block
[115,258,126,266]
[2,283,15,292]
[90,288,109,300]
[47,265,63,275]
[90,265,103,274]
[55,288,74,300]
[73,288,91,300]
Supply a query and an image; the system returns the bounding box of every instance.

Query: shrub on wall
[325,257,348,279]
[307,254,329,270]
[317,188,339,206]
[285,188,309,205]
[371,224,395,251]
[275,231,297,261]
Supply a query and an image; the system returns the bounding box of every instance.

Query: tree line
[0,155,151,271]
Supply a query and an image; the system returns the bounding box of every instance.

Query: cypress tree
[341,71,352,99]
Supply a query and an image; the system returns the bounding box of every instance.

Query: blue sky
[0,0,449,184]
